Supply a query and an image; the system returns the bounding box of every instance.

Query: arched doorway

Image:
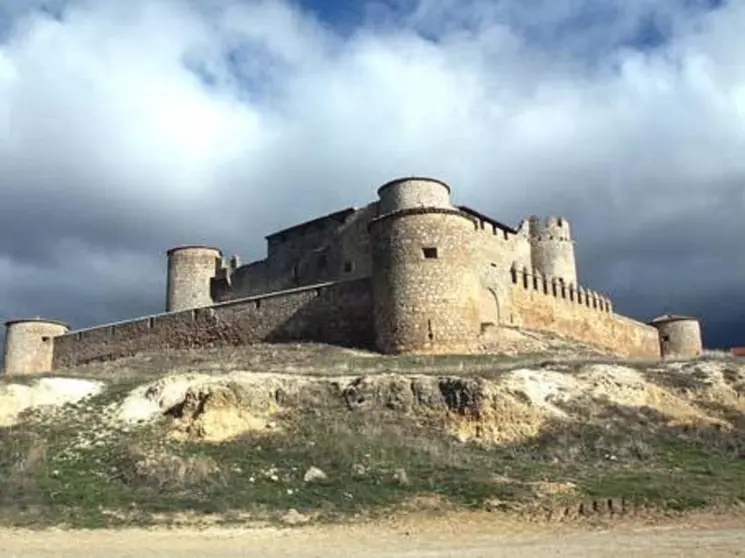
[478,287,501,334]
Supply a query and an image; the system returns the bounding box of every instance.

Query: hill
[1,329,744,529]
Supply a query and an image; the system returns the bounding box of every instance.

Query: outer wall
[166,247,222,312]
[4,320,70,375]
[52,279,375,368]
[655,319,703,358]
[508,282,660,359]
[370,209,481,354]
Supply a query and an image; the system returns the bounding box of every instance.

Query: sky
[0,0,743,356]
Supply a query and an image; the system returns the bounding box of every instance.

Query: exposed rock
[281,508,310,525]
[169,383,274,443]
[392,468,409,486]
[342,375,415,411]
[303,466,327,483]
[0,378,105,427]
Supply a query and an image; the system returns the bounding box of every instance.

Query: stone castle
[2,177,704,375]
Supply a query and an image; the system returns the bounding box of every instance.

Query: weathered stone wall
[53,279,374,368]
[507,269,659,359]
[653,318,703,359]
[370,208,481,355]
[166,246,223,312]
[263,209,356,292]
[216,260,269,301]
[471,220,532,290]
[219,204,379,301]
[4,319,70,375]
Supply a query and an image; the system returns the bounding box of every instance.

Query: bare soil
[2,512,744,557]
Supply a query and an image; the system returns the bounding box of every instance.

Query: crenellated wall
[53,279,374,368]
[507,268,659,359]
[4,175,702,372]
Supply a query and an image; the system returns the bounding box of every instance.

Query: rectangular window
[422,247,438,259]
[344,260,353,273]
[318,254,328,270]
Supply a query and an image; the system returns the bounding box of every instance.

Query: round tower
[166,245,223,313]
[377,176,452,214]
[649,314,703,359]
[3,318,70,375]
[369,177,480,355]
[529,216,578,285]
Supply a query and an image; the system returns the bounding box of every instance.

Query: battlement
[510,265,612,313]
[528,215,572,241]
[4,174,691,372]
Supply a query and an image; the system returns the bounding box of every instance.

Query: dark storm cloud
[1,0,743,355]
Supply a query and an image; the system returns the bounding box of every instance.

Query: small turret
[3,318,70,375]
[650,314,703,359]
[528,216,577,285]
[165,245,223,312]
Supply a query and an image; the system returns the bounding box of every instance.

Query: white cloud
[0,0,743,334]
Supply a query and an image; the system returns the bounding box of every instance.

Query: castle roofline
[649,313,698,324]
[457,205,517,234]
[166,245,223,256]
[266,207,356,240]
[5,318,70,329]
[376,176,451,196]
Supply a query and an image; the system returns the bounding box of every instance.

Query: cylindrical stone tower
[3,318,70,375]
[377,176,452,214]
[369,177,481,355]
[650,314,703,359]
[529,216,578,285]
[165,245,223,312]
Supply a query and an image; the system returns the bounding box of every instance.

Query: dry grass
[119,443,228,491]
[1,336,744,528]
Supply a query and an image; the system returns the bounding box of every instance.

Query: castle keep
[2,177,704,375]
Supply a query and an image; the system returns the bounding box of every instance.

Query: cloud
[0,0,742,352]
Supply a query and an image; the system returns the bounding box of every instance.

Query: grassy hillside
[1,341,744,529]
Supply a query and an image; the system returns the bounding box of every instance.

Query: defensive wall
[2,175,703,374]
[506,268,660,359]
[52,279,373,368]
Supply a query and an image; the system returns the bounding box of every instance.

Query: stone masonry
[2,176,704,374]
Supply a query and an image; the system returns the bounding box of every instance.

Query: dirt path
[2,514,744,557]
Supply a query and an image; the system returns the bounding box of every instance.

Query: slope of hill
[1,330,744,529]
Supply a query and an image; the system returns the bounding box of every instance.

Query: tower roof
[376,176,451,196]
[166,245,223,256]
[649,313,698,324]
[4,318,70,329]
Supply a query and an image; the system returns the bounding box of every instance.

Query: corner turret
[165,245,223,312]
[649,314,703,359]
[3,318,70,375]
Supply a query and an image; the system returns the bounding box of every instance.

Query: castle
[2,177,704,375]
